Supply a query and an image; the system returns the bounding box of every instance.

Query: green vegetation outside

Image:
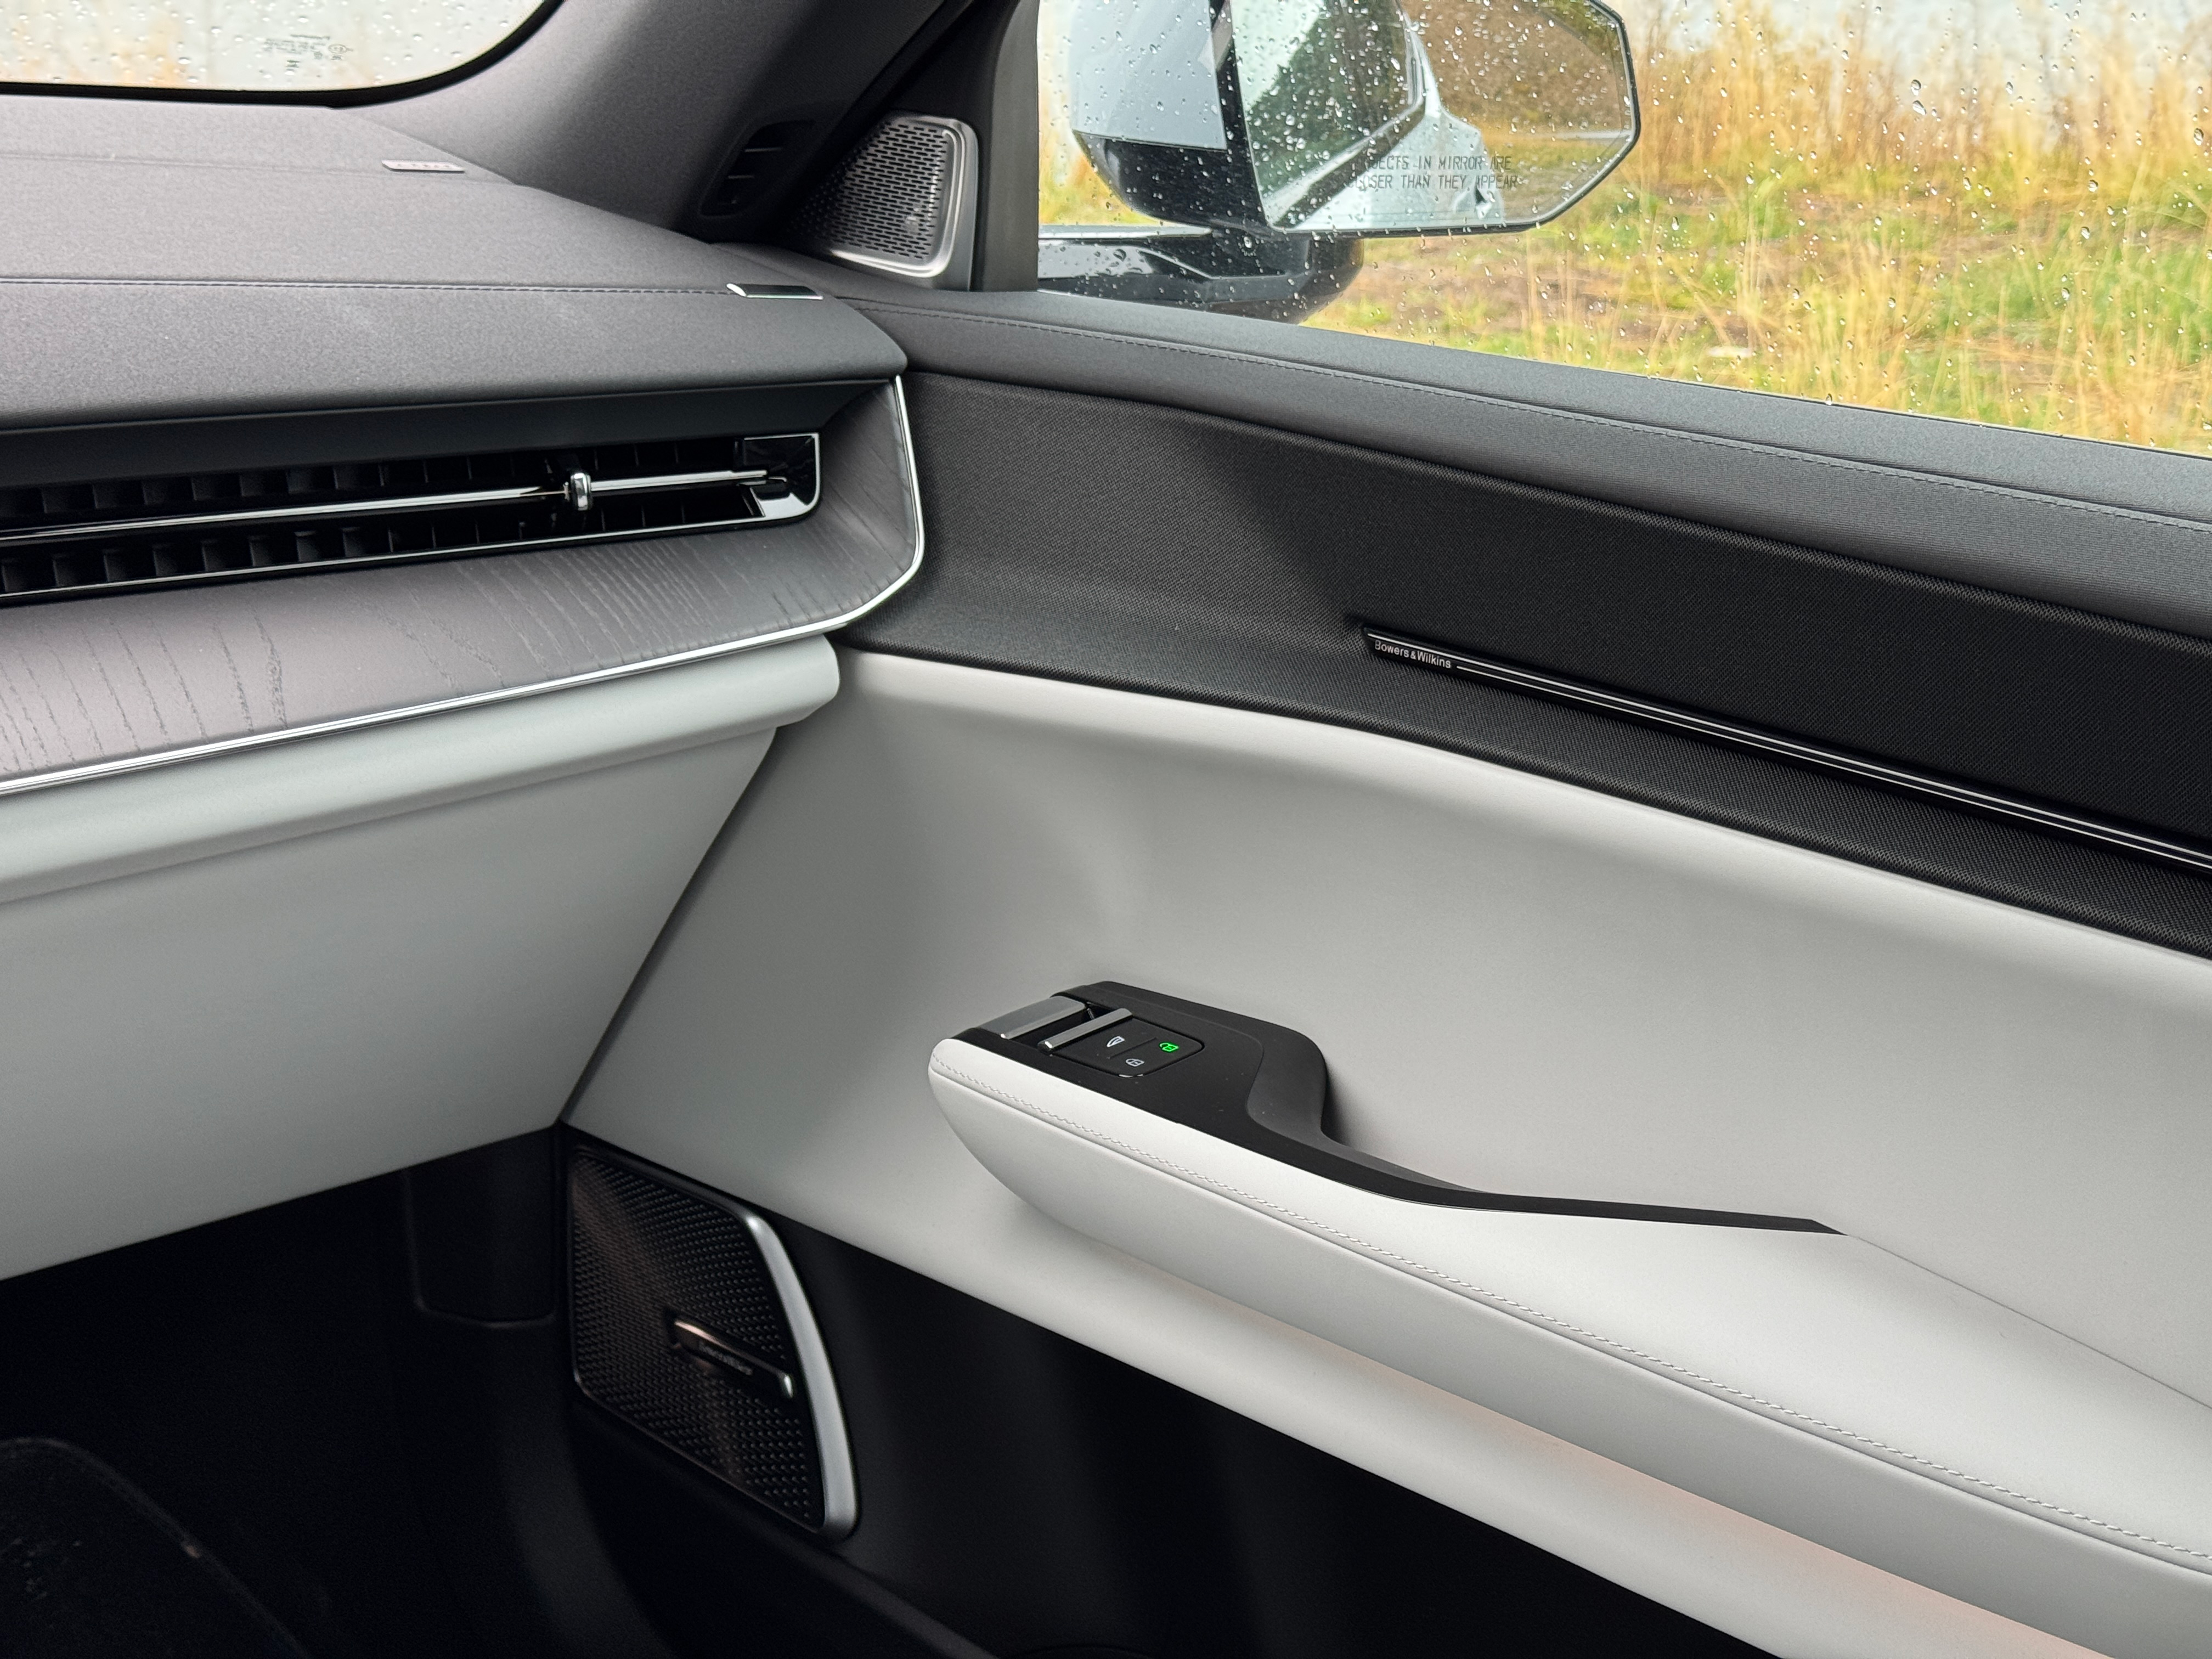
[1045,1,2212,455]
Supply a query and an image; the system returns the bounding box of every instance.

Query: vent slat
[0,431,819,604]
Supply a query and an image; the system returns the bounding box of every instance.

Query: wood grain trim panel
[0,379,920,794]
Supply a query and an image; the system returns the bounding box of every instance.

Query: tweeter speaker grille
[569,1144,856,1533]
[792,112,977,286]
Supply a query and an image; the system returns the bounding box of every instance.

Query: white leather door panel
[572,646,2212,1656]
[931,1039,2211,1655]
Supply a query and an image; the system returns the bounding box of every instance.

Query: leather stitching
[935,1054,2212,1569]
[854,301,2212,540]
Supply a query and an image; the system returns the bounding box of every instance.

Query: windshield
[1,0,545,93]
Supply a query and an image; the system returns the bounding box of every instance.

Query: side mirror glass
[1054,0,1638,238]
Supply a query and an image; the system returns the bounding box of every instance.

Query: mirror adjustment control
[1055,1019,1201,1077]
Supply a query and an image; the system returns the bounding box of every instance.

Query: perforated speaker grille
[793,114,964,274]
[569,1149,824,1527]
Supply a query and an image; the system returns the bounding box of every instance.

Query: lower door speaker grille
[568,1145,855,1534]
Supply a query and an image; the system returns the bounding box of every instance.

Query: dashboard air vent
[0,432,819,603]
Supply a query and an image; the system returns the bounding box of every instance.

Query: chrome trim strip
[740,1207,859,1538]
[1366,626,2212,878]
[668,1317,797,1400]
[0,465,774,549]
[0,383,920,802]
[591,466,770,499]
[1040,223,1212,242]
[1039,1008,1131,1052]
[1,483,546,545]
[981,995,1090,1041]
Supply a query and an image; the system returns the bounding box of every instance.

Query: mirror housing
[1041,0,1639,317]
[1037,223,1363,321]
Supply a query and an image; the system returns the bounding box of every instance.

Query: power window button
[1057,1020,1201,1076]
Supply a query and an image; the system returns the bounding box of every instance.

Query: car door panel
[566,236,2212,1657]
[3,12,2205,1656]
[810,366,2212,960]
[932,1033,2212,1651]
[571,645,2186,1655]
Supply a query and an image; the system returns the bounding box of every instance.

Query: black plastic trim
[0,431,820,609]
[847,373,2212,966]
[964,982,1834,1232]
[1367,625,2212,879]
[0,382,877,494]
[699,0,985,244]
[748,258,2212,645]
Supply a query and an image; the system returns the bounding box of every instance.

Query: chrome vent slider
[556,438,798,520]
[0,430,822,602]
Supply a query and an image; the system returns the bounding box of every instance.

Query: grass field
[1045,0,2212,455]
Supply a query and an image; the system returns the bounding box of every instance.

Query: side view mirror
[1040,0,1639,319]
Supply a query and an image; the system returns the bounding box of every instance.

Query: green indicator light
[1158,1042,1180,1052]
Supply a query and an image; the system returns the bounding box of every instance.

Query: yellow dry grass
[1047,0,2212,455]
[3,7,195,88]
[0,2,522,92]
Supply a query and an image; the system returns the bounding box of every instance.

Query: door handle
[959,981,1824,1231]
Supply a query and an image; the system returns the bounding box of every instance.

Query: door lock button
[1056,1019,1201,1076]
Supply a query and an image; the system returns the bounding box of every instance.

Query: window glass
[1239,0,1418,207]
[2,0,542,92]
[1042,0,2212,455]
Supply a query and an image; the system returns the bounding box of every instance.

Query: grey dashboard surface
[0,382,918,791]
[0,97,924,789]
[0,97,904,442]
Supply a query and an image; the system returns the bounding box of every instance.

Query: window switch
[1056,1019,1201,1076]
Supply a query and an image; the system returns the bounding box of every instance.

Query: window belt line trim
[1365,625,2212,879]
